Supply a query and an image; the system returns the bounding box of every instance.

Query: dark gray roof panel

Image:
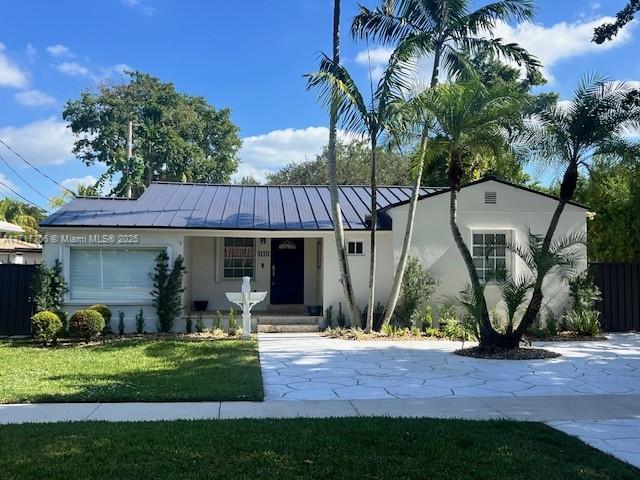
[41,183,447,231]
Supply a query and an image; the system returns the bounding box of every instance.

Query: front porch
[183,234,326,330]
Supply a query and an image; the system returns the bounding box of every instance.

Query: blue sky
[0,0,637,210]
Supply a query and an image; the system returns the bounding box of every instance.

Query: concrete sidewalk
[1,394,639,424]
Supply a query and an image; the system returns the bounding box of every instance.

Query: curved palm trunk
[378,50,442,329]
[365,137,378,332]
[514,162,578,339]
[328,0,359,326]
[448,185,495,342]
[381,131,428,327]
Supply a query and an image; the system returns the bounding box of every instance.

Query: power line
[0,138,75,196]
[0,151,52,203]
[0,178,47,212]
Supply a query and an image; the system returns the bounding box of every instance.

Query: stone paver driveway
[259,333,640,401]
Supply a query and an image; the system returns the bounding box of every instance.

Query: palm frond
[305,54,370,133]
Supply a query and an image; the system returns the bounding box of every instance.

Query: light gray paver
[259,333,640,401]
[549,419,640,469]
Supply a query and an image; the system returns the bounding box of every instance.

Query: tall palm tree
[414,81,525,343]
[352,0,539,88]
[510,75,640,345]
[307,41,417,331]
[325,0,359,326]
[351,0,540,326]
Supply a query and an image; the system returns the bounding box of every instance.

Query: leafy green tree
[574,161,640,262]
[0,197,44,237]
[49,183,99,209]
[151,251,186,332]
[267,141,412,185]
[593,1,640,43]
[63,71,241,196]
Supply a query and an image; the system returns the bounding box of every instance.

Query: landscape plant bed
[0,338,263,403]
[526,332,609,342]
[456,346,560,360]
[322,329,470,342]
[37,332,250,348]
[0,418,636,480]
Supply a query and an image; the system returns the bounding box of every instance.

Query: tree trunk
[328,0,359,326]
[514,160,578,339]
[447,153,495,343]
[430,45,442,88]
[381,130,428,327]
[365,136,378,332]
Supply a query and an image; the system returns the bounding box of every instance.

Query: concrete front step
[257,324,320,333]
[255,316,322,326]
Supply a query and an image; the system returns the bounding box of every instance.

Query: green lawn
[0,418,636,479]
[0,338,263,402]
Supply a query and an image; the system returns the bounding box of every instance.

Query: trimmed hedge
[69,309,105,341]
[89,304,112,333]
[31,311,63,346]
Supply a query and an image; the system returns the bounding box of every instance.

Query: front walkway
[259,333,640,400]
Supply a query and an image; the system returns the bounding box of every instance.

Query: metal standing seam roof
[41,182,446,231]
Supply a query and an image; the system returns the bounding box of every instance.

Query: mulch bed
[455,346,560,360]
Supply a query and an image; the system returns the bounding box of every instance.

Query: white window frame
[219,237,256,280]
[469,229,513,283]
[347,240,364,256]
[64,245,169,305]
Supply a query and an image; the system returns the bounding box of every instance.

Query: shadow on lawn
[6,339,263,403]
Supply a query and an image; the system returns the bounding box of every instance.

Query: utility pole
[125,120,133,198]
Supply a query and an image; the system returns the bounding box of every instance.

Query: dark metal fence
[0,264,36,336]
[591,263,640,332]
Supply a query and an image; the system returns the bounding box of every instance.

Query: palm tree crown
[352,0,540,87]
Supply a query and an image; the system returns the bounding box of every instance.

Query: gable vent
[484,191,497,204]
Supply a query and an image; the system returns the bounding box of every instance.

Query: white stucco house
[40,176,588,332]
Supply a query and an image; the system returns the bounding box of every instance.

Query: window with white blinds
[69,248,163,301]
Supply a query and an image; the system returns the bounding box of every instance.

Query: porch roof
[41,183,444,231]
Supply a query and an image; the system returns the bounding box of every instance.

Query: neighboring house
[40,176,588,332]
[0,237,42,264]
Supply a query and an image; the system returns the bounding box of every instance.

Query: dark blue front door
[270,238,304,304]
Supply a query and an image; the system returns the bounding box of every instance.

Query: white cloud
[0,43,28,88]
[355,16,635,85]
[493,16,634,82]
[14,89,56,107]
[61,175,98,191]
[121,0,155,15]
[56,61,89,77]
[235,126,359,182]
[46,44,72,57]
[0,117,74,166]
[355,46,395,80]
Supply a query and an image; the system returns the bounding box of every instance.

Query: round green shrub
[69,309,105,341]
[31,311,63,346]
[89,304,112,333]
